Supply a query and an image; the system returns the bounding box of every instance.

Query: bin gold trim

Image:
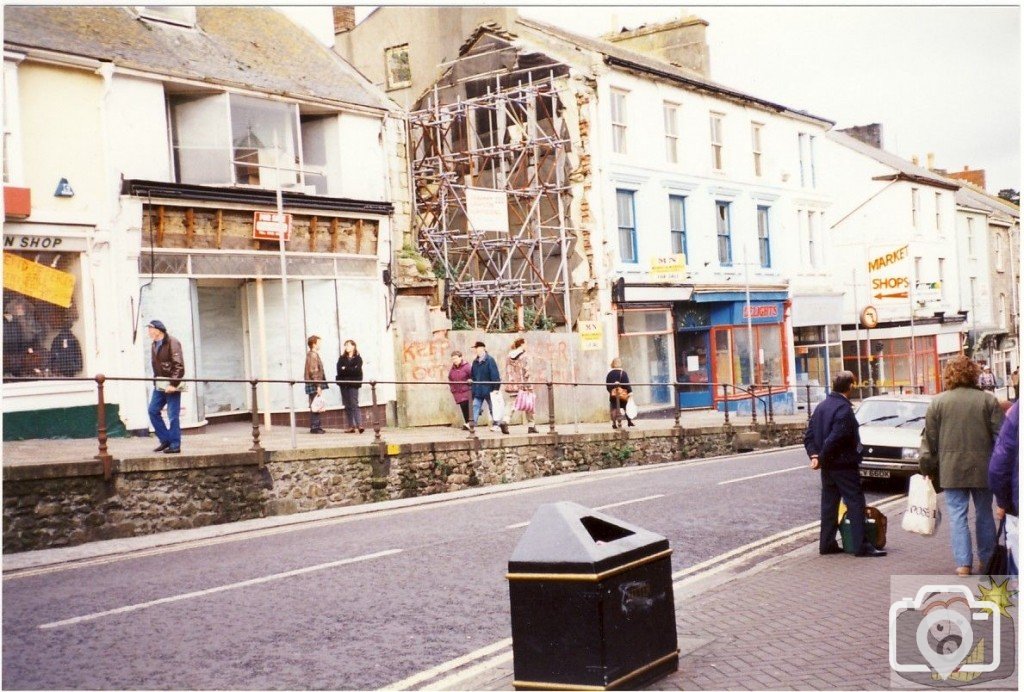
[505,548,672,583]
[512,650,680,691]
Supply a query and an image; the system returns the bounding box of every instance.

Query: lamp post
[743,243,756,387]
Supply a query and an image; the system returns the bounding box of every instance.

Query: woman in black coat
[605,357,635,429]
[336,339,364,433]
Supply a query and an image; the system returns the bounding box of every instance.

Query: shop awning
[692,290,789,303]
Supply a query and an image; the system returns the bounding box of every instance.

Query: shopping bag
[624,397,638,420]
[985,517,1010,576]
[514,390,536,414]
[839,506,886,552]
[489,390,506,422]
[310,391,326,413]
[901,473,940,536]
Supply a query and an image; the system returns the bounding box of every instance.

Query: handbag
[985,517,1010,576]
[310,391,326,413]
[610,386,629,403]
[901,474,940,536]
[514,390,536,414]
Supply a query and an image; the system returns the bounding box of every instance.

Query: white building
[3,6,406,439]
[821,129,965,394]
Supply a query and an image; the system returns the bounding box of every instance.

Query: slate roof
[3,6,388,110]
[513,16,834,125]
[826,130,960,190]
[956,184,1020,221]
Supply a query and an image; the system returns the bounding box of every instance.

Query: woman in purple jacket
[447,351,473,429]
[989,401,1018,574]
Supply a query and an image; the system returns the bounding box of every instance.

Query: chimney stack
[837,123,884,149]
[911,155,920,166]
[602,15,711,77]
[333,6,355,34]
[926,152,935,169]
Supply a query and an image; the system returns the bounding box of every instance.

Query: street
[2,447,895,690]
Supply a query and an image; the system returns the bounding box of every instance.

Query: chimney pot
[926,152,934,169]
[333,6,355,33]
[912,155,919,165]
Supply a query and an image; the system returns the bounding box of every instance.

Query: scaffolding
[409,38,577,331]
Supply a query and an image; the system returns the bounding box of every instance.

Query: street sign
[649,254,686,282]
[867,244,910,300]
[253,211,292,241]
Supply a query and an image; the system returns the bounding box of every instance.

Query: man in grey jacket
[922,356,1004,576]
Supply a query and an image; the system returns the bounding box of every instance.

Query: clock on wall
[679,308,709,329]
[860,305,879,329]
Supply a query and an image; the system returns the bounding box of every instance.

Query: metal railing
[3,374,930,479]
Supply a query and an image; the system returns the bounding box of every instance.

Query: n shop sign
[253,212,292,241]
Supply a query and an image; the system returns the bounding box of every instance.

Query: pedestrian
[922,356,1004,576]
[803,370,886,557]
[304,335,327,434]
[336,339,364,433]
[505,338,539,434]
[470,340,507,434]
[978,364,996,392]
[605,358,635,429]
[1011,367,1019,402]
[147,319,185,454]
[989,401,1018,575]
[447,350,473,429]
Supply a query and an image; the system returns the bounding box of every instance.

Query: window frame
[756,205,771,268]
[611,89,629,154]
[911,187,920,229]
[934,191,942,232]
[616,188,639,264]
[806,210,819,268]
[716,200,732,266]
[995,233,1005,272]
[750,122,764,177]
[2,60,21,185]
[669,194,687,257]
[709,112,724,171]
[384,44,412,90]
[966,216,975,256]
[663,102,679,164]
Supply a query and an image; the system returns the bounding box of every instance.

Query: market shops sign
[867,244,910,300]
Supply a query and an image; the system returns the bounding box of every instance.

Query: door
[676,329,712,408]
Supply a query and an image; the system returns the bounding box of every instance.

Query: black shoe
[856,545,887,557]
[527,427,539,434]
[627,420,636,427]
[164,447,181,454]
[153,442,170,453]
[358,428,364,433]
[820,544,844,555]
[310,428,326,434]
[500,422,509,435]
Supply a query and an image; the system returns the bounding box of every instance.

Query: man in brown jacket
[922,356,1004,575]
[147,319,185,454]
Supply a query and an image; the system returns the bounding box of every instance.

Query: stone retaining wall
[3,423,804,553]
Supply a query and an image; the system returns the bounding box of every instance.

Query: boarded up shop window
[385,44,411,90]
[2,251,84,380]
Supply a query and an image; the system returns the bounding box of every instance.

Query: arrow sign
[874,291,908,299]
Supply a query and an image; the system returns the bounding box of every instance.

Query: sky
[279,4,1020,194]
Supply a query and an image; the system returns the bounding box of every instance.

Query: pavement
[1,408,809,468]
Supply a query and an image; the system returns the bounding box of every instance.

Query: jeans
[473,395,500,425]
[148,388,181,450]
[944,488,997,568]
[340,387,361,429]
[820,467,867,553]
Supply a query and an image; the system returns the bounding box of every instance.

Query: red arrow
[874,291,908,299]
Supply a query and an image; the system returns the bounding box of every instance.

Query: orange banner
[3,252,75,308]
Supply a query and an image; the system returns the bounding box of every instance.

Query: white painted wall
[337,112,387,201]
[954,206,994,329]
[107,75,172,182]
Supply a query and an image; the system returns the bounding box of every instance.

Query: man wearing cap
[470,341,507,434]
[147,320,185,453]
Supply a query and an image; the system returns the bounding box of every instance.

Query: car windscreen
[855,399,930,430]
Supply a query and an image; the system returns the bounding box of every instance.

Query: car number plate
[861,469,891,478]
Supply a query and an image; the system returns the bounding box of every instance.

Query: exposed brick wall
[333,6,355,34]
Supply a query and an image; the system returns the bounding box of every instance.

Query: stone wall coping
[3,461,105,481]
[117,453,261,474]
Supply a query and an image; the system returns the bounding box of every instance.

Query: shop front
[674,291,791,412]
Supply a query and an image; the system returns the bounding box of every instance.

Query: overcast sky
[282,4,1020,194]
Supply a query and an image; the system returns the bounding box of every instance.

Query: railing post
[249,379,263,455]
[806,384,812,422]
[767,384,775,425]
[546,380,556,434]
[750,386,757,427]
[672,382,681,434]
[370,381,382,443]
[95,374,113,481]
[722,384,730,426]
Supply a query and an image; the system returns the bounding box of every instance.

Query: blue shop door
[676,330,712,408]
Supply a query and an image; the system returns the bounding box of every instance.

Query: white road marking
[717,464,805,485]
[38,549,402,630]
[379,492,907,691]
[504,494,666,530]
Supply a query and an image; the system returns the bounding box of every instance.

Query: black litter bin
[507,502,678,690]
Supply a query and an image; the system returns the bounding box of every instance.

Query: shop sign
[733,301,782,324]
[253,211,292,241]
[3,251,76,307]
[466,187,509,234]
[3,234,88,252]
[578,321,603,351]
[867,244,910,300]
[742,304,779,319]
[648,254,686,282]
[915,280,942,305]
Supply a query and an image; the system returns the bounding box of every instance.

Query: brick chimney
[333,6,355,34]
[837,123,884,149]
[945,165,987,190]
[602,15,711,77]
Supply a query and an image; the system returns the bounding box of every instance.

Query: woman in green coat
[922,356,1004,576]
